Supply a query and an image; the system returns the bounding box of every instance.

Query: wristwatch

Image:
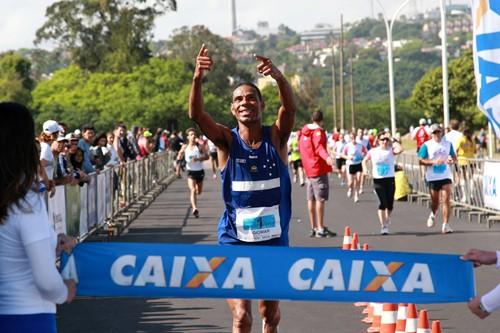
[478,301,490,314]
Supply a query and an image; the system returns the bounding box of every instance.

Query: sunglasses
[379,138,390,142]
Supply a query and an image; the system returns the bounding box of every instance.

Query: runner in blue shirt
[188,44,296,333]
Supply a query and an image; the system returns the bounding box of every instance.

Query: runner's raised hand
[255,54,282,80]
[193,44,213,80]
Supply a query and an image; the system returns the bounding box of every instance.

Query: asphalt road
[57,171,500,333]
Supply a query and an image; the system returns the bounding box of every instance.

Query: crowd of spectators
[36,120,184,197]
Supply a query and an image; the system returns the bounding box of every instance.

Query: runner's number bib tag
[376,163,390,177]
[433,164,446,174]
[235,205,281,242]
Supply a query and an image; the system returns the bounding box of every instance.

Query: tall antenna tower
[231,0,237,35]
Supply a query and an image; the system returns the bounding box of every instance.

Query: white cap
[43,120,60,134]
[419,118,427,125]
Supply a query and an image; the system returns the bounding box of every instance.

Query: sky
[0,0,470,52]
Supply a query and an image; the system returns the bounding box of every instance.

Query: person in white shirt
[0,102,76,333]
[342,132,367,203]
[362,131,403,234]
[418,124,457,234]
[177,128,209,218]
[461,249,500,319]
[443,119,462,153]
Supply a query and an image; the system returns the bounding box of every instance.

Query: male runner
[188,44,296,333]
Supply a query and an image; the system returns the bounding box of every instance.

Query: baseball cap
[57,135,68,142]
[65,133,79,141]
[430,124,442,133]
[43,120,60,134]
[419,118,427,125]
[143,130,153,138]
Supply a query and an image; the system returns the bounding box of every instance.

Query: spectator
[138,130,153,158]
[106,131,119,167]
[68,148,90,185]
[0,102,76,333]
[77,125,96,174]
[39,120,59,197]
[461,249,500,319]
[52,136,74,186]
[115,124,135,162]
[91,132,110,171]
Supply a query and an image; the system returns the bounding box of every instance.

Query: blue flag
[61,243,475,304]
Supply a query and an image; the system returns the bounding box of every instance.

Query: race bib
[235,205,281,242]
[376,163,390,177]
[433,164,447,174]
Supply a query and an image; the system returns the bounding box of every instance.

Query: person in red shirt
[411,118,430,152]
[299,111,336,238]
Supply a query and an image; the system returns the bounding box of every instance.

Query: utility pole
[339,14,345,130]
[331,44,337,131]
[349,52,355,129]
[231,0,237,35]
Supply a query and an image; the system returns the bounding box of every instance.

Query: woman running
[342,132,367,203]
[177,128,209,217]
[362,131,403,234]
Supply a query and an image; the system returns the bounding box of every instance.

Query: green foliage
[35,0,177,72]
[411,50,483,128]
[166,25,252,98]
[0,52,35,105]
[32,59,205,131]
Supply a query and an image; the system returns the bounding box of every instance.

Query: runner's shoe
[347,188,352,198]
[426,213,435,228]
[380,225,389,235]
[193,208,199,218]
[309,229,316,237]
[316,227,337,238]
[442,223,453,234]
[354,193,359,203]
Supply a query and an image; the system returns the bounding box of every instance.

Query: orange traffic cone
[431,320,441,333]
[342,226,352,250]
[362,302,375,324]
[395,303,407,333]
[363,243,369,250]
[380,303,397,333]
[405,304,418,333]
[367,303,383,332]
[417,309,430,333]
[351,232,360,250]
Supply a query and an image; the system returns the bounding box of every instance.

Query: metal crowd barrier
[47,152,175,240]
[395,152,500,227]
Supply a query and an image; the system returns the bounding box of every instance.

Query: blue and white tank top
[218,127,291,246]
[369,147,395,179]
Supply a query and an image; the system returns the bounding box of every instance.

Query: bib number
[235,205,281,242]
[376,163,390,177]
[433,164,446,174]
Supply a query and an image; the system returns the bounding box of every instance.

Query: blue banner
[61,243,475,304]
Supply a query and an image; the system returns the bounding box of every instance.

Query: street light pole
[440,0,450,128]
[376,0,412,135]
[331,45,338,130]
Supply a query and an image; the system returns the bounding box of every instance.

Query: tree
[35,0,177,72]
[31,58,204,131]
[0,52,35,105]
[411,50,484,128]
[166,25,252,98]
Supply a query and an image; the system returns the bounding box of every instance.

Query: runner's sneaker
[380,225,389,235]
[316,227,337,238]
[442,223,453,234]
[347,188,352,198]
[193,208,199,218]
[340,181,345,186]
[426,213,435,228]
[309,229,316,237]
[354,193,359,203]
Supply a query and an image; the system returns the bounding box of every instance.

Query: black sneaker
[316,227,337,238]
[309,229,316,237]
